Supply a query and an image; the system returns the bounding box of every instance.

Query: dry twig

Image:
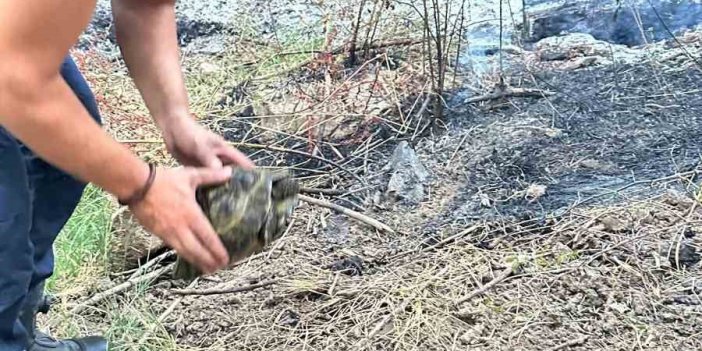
[454,264,517,306]
[172,279,278,296]
[299,187,346,196]
[128,250,175,281]
[388,224,482,260]
[299,194,395,233]
[546,336,589,351]
[72,265,173,314]
[463,87,555,104]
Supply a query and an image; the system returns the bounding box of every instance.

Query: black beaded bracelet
[118,163,156,206]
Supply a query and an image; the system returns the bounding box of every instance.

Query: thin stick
[464,87,555,104]
[72,265,173,314]
[546,336,589,351]
[446,128,474,165]
[172,279,278,296]
[566,169,699,214]
[266,217,296,260]
[348,0,368,65]
[128,250,175,281]
[299,187,346,196]
[454,265,516,306]
[231,142,366,184]
[299,194,395,233]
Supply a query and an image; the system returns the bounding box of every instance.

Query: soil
[77,1,702,350]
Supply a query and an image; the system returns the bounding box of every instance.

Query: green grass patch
[47,185,114,293]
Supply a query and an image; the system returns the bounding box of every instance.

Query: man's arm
[111,0,188,129]
[0,0,229,275]
[111,0,254,169]
[0,0,147,201]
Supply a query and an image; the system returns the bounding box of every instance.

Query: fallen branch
[463,87,555,104]
[454,264,517,306]
[546,336,589,351]
[72,264,173,314]
[299,194,395,233]
[171,279,278,296]
[565,169,700,215]
[128,250,175,281]
[299,187,346,196]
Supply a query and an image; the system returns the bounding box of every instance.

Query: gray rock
[383,141,430,205]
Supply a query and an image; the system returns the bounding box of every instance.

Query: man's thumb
[191,166,232,186]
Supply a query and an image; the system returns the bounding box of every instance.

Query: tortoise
[173,167,300,280]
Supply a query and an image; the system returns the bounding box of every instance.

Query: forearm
[0,73,149,200]
[112,0,191,129]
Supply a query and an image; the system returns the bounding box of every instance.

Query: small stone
[596,215,628,233]
[383,141,430,205]
[683,227,696,239]
[329,256,364,276]
[543,128,563,138]
[525,183,547,202]
[459,332,474,345]
[199,62,220,74]
[278,310,300,327]
[608,302,629,314]
[479,193,491,207]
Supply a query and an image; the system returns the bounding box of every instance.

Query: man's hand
[162,116,255,169]
[129,166,233,274]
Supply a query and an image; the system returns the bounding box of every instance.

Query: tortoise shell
[173,167,299,280]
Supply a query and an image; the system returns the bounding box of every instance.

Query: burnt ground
[438,59,702,222]
[119,41,702,350]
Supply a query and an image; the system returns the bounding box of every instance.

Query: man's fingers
[216,144,255,169]
[202,153,224,169]
[190,210,229,266]
[177,228,220,274]
[190,166,232,186]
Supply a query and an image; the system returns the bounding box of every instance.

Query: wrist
[154,108,192,131]
[111,159,152,203]
[118,163,157,206]
[157,110,195,144]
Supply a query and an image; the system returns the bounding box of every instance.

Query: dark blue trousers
[0,56,101,350]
